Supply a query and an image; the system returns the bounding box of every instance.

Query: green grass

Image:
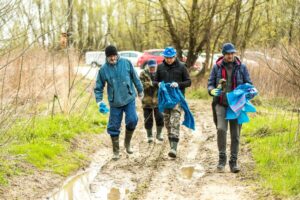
[243,107,300,198]
[186,86,210,100]
[0,103,107,185]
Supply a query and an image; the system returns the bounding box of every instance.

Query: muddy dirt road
[46,99,259,200]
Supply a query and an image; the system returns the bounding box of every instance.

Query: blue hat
[147,59,157,67]
[222,43,237,55]
[162,47,176,58]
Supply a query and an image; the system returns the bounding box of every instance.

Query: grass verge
[243,106,300,198]
[0,102,107,185]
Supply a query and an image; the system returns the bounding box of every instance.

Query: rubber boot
[156,126,164,141]
[146,129,153,143]
[217,153,227,173]
[124,129,134,154]
[111,136,120,161]
[168,139,178,158]
[229,159,240,173]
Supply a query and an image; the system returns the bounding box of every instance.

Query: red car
[137,49,164,68]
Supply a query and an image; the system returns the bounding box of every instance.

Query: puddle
[44,148,111,200]
[180,164,205,180]
[107,187,120,200]
[181,166,195,179]
[92,185,132,200]
[45,158,135,200]
[46,168,98,200]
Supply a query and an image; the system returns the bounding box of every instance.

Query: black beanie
[105,45,118,57]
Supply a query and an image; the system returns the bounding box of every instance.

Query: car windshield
[149,51,163,56]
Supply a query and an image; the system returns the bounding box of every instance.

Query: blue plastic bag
[158,82,195,130]
[226,83,258,124]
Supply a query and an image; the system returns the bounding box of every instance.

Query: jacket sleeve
[94,68,105,103]
[139,71,153,89]
[178,66,191,88]
[207,65,217,95]
[241,64,253,85]
[153,66,160,87]
[130,61,143,94]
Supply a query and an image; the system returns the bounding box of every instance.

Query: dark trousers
[216,104,241,161]
[143,107,164,130]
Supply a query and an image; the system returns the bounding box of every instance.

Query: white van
[85,51,106,67]
[119,51,143,67]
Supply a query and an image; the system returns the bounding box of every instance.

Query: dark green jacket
[139,68,158,108]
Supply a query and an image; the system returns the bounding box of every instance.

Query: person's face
[149,66,156,73]
[224,53,235,63]
[165,56,176,65]
[107,55,118,64]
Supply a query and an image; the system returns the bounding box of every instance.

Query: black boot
[156,126,164,141]
[111,136,120,161]
[125,129,134,154]
[168,138,178,158]
[146,129,153,143]
[217,153,227,172]
[229,159,240,173]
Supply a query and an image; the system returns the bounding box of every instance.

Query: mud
[44,99,261,200]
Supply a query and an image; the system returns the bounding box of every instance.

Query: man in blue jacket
[207,43,252,173]
[94,45,144,160]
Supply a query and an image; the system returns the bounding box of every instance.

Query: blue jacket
[94,57,143,107]
[158,82,195,130]
[207,56,252,97]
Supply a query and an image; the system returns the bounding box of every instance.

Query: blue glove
[98,102,109,114]
[210,88,222,97]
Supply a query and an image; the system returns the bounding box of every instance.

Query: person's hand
[138,92,144,99]
[158,82,162,87]
[210,88,222,97]
[98,101,109,114]
[170,82,178,88]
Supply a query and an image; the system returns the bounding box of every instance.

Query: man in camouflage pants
[139,59,164,143]
[154,47,191,158]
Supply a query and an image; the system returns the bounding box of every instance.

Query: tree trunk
[288,3,296,45]
[231,0,242,46]
[49,1,56,49]
[240,0,256,60]
[87,0,93,49]
[196,0,219,75]
[186,0,200,68]
[159,0,183,59]
[77,1,84,50]
[36,0,45,48]
[67,0,74,47]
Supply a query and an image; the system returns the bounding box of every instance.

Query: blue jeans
[107,100,138,136]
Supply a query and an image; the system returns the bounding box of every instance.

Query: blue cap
[162,47,176,58]
[222,43,237,55]
[148,59,157,67]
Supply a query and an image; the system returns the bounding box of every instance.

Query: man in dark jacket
[140,59,164,143]
[94,45,144,160]
[154,47,191,158]
[207,43,252,173]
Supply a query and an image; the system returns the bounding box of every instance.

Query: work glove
[97,101,109,114]
[170,82,179,88]
[138,92,144,99]
[210,88,222,97]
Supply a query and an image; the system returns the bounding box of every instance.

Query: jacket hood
[216,56,241,67]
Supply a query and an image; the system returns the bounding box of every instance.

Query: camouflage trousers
[163,104,182,141]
